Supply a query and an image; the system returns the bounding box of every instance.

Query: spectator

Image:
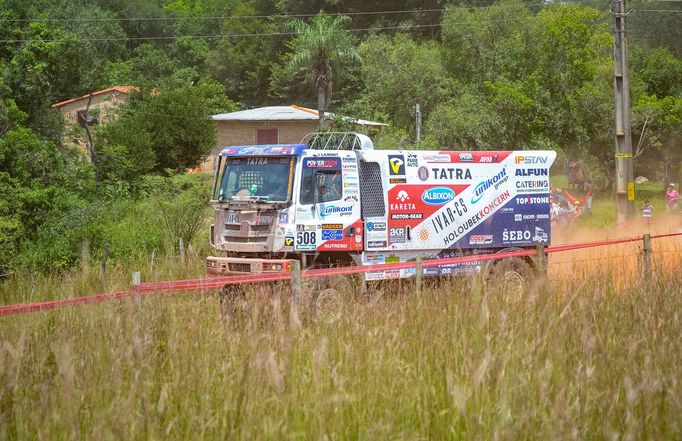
[666,184,679,212]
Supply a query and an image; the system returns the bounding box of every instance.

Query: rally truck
[207,132,556,286]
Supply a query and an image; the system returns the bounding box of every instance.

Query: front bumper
[206,256,292,276]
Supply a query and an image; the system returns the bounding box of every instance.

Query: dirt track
[548,215,682,281]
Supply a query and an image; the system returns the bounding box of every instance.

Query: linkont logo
[320,205,353,217]
[471,168,508,204]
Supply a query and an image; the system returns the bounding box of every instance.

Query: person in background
[666,184,679,212]
[641,200,653,223]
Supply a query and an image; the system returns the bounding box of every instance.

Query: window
[256,128,278,144]
[300,169,343,204]
[217,156,293,202]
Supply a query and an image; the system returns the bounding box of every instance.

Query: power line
[0,17,551,44]
[0,4,549,24]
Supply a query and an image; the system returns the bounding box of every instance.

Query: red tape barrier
[2,232,681,317]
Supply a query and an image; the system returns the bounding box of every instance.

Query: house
[203,105,385,171]
[52,86,136,127]
[52,86,137,156]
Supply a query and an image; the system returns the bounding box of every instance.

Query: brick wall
[200,120,321,172]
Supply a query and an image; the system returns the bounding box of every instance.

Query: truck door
[358,160,389,250]
[293,152,363,253]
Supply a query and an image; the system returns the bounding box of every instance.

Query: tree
[98,81,237,174]
[286,12,362,126]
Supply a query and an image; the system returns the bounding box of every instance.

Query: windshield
[216,156,293,202]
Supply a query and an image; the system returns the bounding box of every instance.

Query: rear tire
[485,257,535,301]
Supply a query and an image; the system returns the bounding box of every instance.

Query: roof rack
[301,132,374,151]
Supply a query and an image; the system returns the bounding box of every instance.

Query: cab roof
[218,144,307,157]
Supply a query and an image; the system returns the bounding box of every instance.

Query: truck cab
[206,134,372,275]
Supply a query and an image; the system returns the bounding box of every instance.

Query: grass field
[2,184,682,439]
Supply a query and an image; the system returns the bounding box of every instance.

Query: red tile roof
[52,86,137,109]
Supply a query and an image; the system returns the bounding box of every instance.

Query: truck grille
[229,263,251,273]
[222,236,268,243]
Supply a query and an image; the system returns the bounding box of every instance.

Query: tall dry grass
[1,254,682,440]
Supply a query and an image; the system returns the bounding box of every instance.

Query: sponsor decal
[365,254,385,265]
[389,178,407,184]
[419,229,430,241]
[367,222,386,232]
[321,243,349,249]
[321,229,343,241]
[503,226,548,243]
[469,235,493,245]
[433,191,511,247]
[389,227,406,244]
[500,207,514,213]
[424,153,451,162]
[459,153,473,162]
[515,180,549,192]
[320,205,353,217]
[396,190,410,202]
[418,166,429,181]
[430,198,469,233]
[344,194,358,202]
[322,223,343,229]
[384,270,401,279]
[388,155,405,175]
[515,214,523,221]
[480,155,498,163]
[278,212,288,224]
[246,157,268,165]
[284,237,294,246]
[471,168,508,204]
[303,158,340,169]
[391,213,423,220]
[368,240,387,248]
[515,168,548,177]
[407,153,418,167]
[421,187,455,205]
[385,256,400,264]
[401,268,417,278]
[516,195,550,204]
[423,267,440,276]
[515,155,548,164]
[431,167,472,180]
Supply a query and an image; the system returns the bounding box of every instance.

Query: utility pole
[415,103,422,142]
[613,0,635,222]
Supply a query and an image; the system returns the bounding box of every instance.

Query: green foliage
[98,82,236,175]
[207,3,282,106]
[286,12,362,123]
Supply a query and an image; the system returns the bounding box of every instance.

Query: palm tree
[287,12,362,127]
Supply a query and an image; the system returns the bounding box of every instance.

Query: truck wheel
[485,257,534,301]
[314,287,345,324]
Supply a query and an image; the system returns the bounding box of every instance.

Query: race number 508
[297,231,316,245]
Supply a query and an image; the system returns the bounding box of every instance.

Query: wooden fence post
[99,244,110,283]
[415,256,423,296]
[179,238,186,265]
[291,260,302,305]
[642,233,652,280]
[536,244,546,275]
[132,271,142,306]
